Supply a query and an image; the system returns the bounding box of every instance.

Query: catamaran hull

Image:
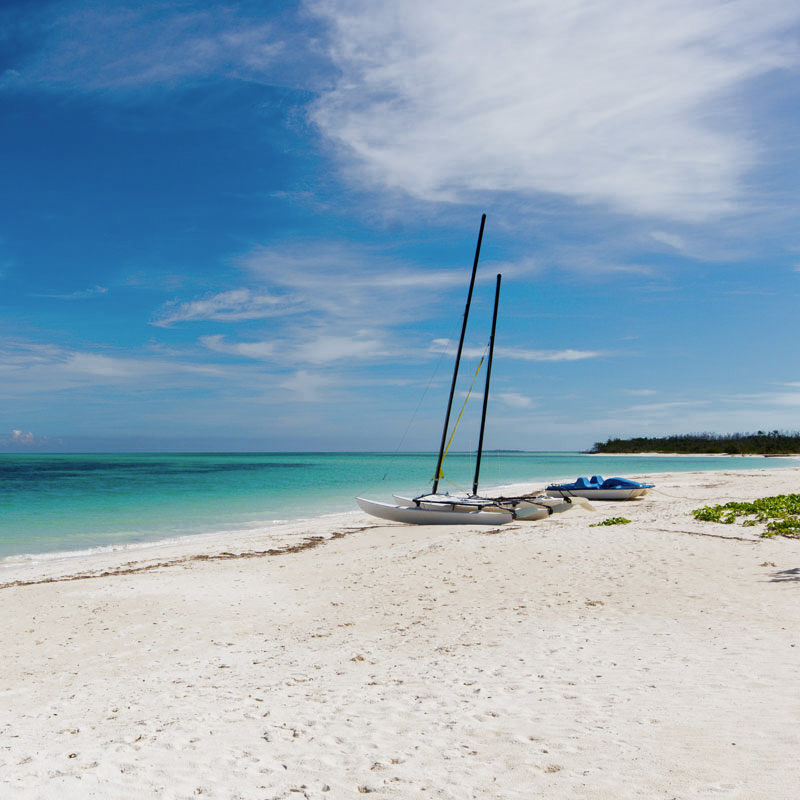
[356,497,513,525]
[392,494,507,512]
[392,493,577,520]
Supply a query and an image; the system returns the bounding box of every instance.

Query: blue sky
[1,0,800,452]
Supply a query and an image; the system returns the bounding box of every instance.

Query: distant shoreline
[591,431,800,457]
[585,451,800,458]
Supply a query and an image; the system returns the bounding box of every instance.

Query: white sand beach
[2,468,800,799]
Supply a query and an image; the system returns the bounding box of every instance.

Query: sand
[2,468,800,799]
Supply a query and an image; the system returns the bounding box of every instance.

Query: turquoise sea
[1,451,798,563]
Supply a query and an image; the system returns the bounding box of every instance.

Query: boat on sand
[356,215,587,526]
[545,475,654,501]
[356,496,515,525]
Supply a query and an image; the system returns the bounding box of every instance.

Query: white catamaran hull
[392,493,581,521]
[356,497,513,525]
[392,494,507,512]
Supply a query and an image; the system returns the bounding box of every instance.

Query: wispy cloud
[627,400,712,414]
[499,346,603,363]
[496,392,535,409]
[766,393,800,407]
[430,339,602,362]
[4,3,285,92]
[237,241,471,319]
[148,238,517,384]
[201,330,391,365]
[309,0,800,221]
[278,369,330,402]
[152,289,296,327]
[0,340,224,394]
[40,285,108,299]
[650,232,688,253]
[290,331,391,365]
[732,390,800,408]
[154,239,491,364]
[152,241,471,333]
[200,335,276,360]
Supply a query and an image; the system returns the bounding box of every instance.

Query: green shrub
[691,494,800,538]
[590,517,631,527]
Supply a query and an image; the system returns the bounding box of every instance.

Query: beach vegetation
[591,430,800,455]
[590,517,631,527]
[691,494,800,537]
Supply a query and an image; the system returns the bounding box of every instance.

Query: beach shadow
[770,567,800,583]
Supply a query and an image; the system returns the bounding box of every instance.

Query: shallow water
[1,451,796,561]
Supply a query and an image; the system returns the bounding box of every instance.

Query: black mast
[472,273,501,497]
[431,213,486,494]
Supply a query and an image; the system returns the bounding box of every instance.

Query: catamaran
[356,216,589,525]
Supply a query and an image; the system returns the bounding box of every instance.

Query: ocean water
[1,451,797,563]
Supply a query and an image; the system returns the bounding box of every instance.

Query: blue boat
[545,475,654,500]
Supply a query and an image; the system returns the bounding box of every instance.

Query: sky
[1,0,800,453]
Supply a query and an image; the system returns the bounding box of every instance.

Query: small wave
[0,509,364,570]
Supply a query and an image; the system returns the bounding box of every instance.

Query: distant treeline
[591,431,800,455]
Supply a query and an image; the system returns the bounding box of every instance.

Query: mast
[431,213,486,494]
[472,273,501,496]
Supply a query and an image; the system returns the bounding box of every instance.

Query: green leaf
[691,494,800,538]
[590,517,631,527]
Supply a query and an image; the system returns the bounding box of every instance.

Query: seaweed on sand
[691,494,800,538]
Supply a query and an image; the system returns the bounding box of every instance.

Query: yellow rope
[437,356,484,479]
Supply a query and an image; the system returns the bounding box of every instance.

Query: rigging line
[437,354,486,480]
[380,318,463,481]
[441,474,470,494]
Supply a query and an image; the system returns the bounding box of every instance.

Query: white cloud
[0,340,224,394]
[0,429,36,446]
[279,369,330,402]
[8,3,284,91]
[650,232,688,252]
[237,241,471,321]
[41,285,108,299]
[309,0,800,221]
[430,339,602,362]
[200,335,276,360]
[769,394,800,407]
[63,352,140,378]
[736,390,800,408]
[628,400,711,414]
[499,346,602,363]
[496,392,535,409]
[155,238,496,373]
[158,239,490,364]
[201,330,389,365]
[291,332,389,365]
[152,289,295,327]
